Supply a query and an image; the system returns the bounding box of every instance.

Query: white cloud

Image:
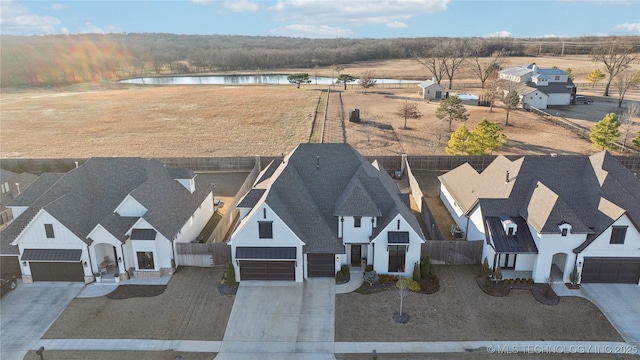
[615,22,640,33]
[485,30,512,38]
[386,21,407,28]
[78,22,106,34]
[269,24,353,38]
[0,0,60,34]
[50,4,68,10]
[221,0,259,12]
[269,0,449,26]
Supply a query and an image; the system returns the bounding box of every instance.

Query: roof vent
[550,153,557,157]
[505,170,510,183]
[316,155,320,170]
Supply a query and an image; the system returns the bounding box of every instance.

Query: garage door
[239,260,295,281]
[1,255,21,278]
[582,258,640,284]
[307,254,335,277]
[30,262,85,282]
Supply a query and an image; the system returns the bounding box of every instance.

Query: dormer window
[561,228,568,237]
[45,224,55,238]
[500,215,517,236]
[610,226,627,244]
[559,223,572,237]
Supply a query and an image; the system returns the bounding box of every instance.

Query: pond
[120,74,420,85]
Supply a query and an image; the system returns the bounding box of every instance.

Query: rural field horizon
[1,56,639,159]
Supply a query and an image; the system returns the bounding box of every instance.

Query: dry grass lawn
[335,265,622,342]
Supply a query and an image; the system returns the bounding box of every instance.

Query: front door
[435,91,442,99]
[351,245,361,266]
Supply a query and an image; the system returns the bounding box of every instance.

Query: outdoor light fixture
[118,257,122,262]
[22,261,27,267]
[84,261,88,267]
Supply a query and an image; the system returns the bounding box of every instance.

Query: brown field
[1,55,638,158]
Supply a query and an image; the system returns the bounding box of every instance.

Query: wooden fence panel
[421,240,483,265]
[421,197,445,240]
[175,242,231,267]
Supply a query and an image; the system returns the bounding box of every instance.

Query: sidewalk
[335,267,364,294]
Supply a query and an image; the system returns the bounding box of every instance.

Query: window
[561,228,568,237]
[388,245,406,272]
[397,219,401,230]
[610,226,627,244]
[259,222,273,239]
[44,224,55,238]
[555,76,560,81]
[354,216,361,228]
[136,251,155,269]
[1,182,9,194]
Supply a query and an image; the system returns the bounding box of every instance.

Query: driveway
[216,278,335,359]
[1,281,83,359]
[580,284,640,346]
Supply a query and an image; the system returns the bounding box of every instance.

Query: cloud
[50,4,68,10]
[0,0,61,34]
[78,22,120,34]
[615,22,640,33]
[270,24,354,38]
[269,0,449,27]
[386,21,407,29]
[485,30,512,38]
[221,0,259,12]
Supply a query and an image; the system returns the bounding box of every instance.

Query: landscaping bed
[476,276,560,305]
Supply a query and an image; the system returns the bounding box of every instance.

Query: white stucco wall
[515,254,536,272]
[8,206,28,219]
[521,91,548,110]
[88,224,125,274]
[578,215,640,261]
[371,214,424,278]
[114,195,147,217]
[174,192,214,244]
[341,216,375,243]
[529,223,584,283]
[547,93,571,106]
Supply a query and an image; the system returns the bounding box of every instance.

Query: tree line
[1,33,638,87]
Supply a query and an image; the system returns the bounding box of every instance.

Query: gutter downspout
[464,215,470,241]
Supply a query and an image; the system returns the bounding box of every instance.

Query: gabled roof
[500,66,532,78]
[442,152,640,250]
[527,80,575,95]
[238,143,424,254]
[485,216,538,253]
[1,158,211,252]
[418,80,444,89]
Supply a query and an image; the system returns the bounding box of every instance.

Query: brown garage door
[30,262,85,282]
[1,255,21,279]
[307,254,335,278]
[239,260,295,281]
[582,258,640,284]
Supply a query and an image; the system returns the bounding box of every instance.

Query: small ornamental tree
[287,73,311,88]
[412,262,421,282]
[396,100,423,129]
[586,69,606,88]
[493,264,503,281]
[502,90,520,126]
[446,124,472,155]
[481,257,491,278]
[620,102,639,148]
[358,70,377,94]
[226,262,236,287]
[589,113,620,150]
[468,119,507,155]
[570,266,579,286]
[363,271,378,286]
[435,95,469,131]
[420,256,431,279]
[396,278,412,318]
[336,73,357,90]
[633,130,640,150]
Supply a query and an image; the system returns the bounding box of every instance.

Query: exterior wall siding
[115,195,147,217]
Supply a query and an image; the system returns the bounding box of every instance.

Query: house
[418,78,446,100]
[438,151,640,285]
[0,158,214,283]
[0,169,38,228]
[228,143,425,282]
[498,64,575,109]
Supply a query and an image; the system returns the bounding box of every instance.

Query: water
[120,74,419,85]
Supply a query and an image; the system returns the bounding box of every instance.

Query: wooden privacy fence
[421,240,483,265]
[421,197,446,240]
[175,242,231,267]
[405,157,424,212]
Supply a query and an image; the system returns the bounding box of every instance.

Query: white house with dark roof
[418,78,446,100]
[439,151,640,285]
[1,158,214,283]
[499,64,575,109]
[228,143,425,282]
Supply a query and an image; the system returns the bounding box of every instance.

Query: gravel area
[44,266,234,341]
[335,265,623,342]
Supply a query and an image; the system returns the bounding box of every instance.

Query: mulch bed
[417,274,440,294]
[476,276,560,305]
[216,283,237,296]
[106,285,166,299]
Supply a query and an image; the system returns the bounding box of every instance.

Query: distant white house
[1,158,214,283]
[438,152,640,285]
[228,143,425,282]
[418,78,446,100]
[498,64,575,109]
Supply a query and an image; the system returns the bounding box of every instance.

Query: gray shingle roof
[1,158,211,253]
[237,189,266,208]
[443,152,640,252]
[485,216,538,253]
[253,144,424,254]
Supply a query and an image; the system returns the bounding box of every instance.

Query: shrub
[494,264,503,281]
[341,264,350,278]
[408,279,421,292]
[570,266,579,285]
[363,271,378,286]
[421,256,431,278]
[379,274,396,283]
[412,262,421,282]
[335,270,344,282]
[527,278,534,284]
[480,257,491,277]
[515,278,521,284]
[365,264,374,273]
[226,262,236,287]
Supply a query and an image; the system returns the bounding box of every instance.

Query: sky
[1,0,639,39]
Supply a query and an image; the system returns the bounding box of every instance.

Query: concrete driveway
[580,284,640,346]
[1,281,84,360]
[216,278,335,359]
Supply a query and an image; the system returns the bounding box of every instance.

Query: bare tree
[358,71,377,94]
[613,70,640,107]
[396,100,423,129]
[441,41,468,89]
[592,43,638,97]
[620,102,639,149]
[468,40,504,88]
[415,47,446,85]
[484,70,503,113]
